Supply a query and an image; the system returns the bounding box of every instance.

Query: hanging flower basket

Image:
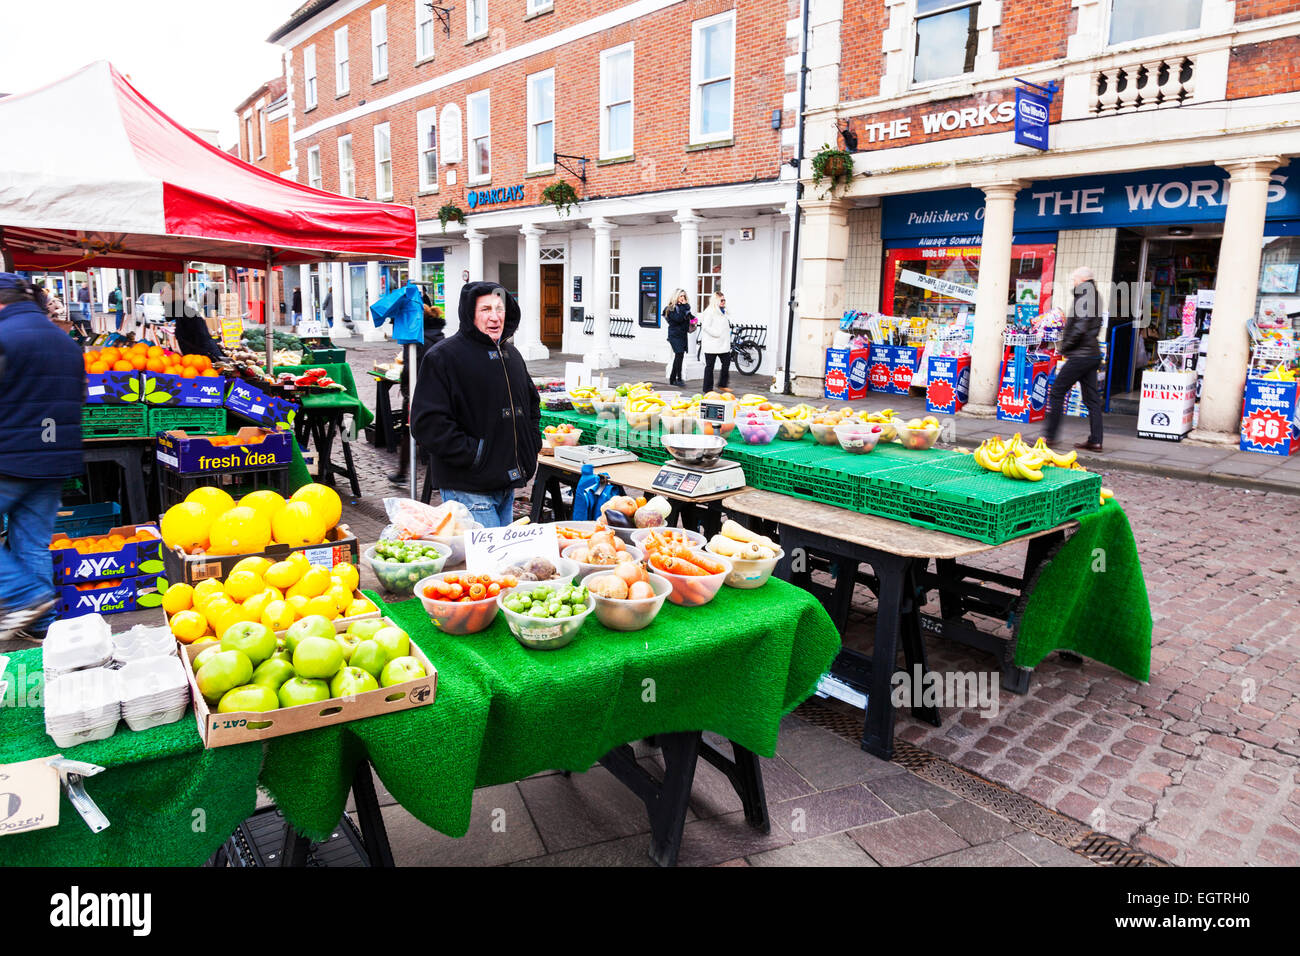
[811,144,854,198]
[541,180,581,218]
[438,203,466,232]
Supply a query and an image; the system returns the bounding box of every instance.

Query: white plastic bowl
[365,541,452,596]
[647,552,732,607]
[415,572,500,635]
[894,423,942,450]
[563,543,644,579]
[493,555,580,586]
[584,571,672,631]
[705,545,784,590]
[497,587,594,650]
[835,424,883,454]
[631,527,707,551]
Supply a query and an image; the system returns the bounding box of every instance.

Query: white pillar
[329,261,351,339]
[515,224,550,360]
[790,198,851,397]
[362,260,387,341]
[587,216,620,369]
[298,264,313,332]
[965,181,1024,415]
[466,229,486,281]
[1192,157,1282,440]
[771,199,799,392]
[673,208,701,307]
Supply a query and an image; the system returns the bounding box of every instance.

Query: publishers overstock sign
[1014,87,1051,151]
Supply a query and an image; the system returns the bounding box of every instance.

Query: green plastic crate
[82,404,149,438]
[1042,467,1102,524]
[862,467,1057,544]
[146,406,228,435]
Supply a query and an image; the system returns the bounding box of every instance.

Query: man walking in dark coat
[1043,266,1105,451]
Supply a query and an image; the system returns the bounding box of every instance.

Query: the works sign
[848,90,1023,147]
[466,184,524,209]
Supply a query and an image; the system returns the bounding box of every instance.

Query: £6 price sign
[1240,378,1299,456]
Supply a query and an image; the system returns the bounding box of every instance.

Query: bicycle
[694,324,765,376]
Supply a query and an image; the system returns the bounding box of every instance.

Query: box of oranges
[57,574,162,619]
[83,345,221,405]
[49,523,163,584]
[141,369,228,408]
[156,427,293,474]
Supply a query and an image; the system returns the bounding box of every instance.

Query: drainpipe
[782,0,811,396]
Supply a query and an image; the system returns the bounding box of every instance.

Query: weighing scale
[553,444,637,466]
[650,430,746,498]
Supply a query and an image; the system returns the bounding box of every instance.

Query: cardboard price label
[465,523,560,574]
[220,317,243,349]
[0,758,61,837]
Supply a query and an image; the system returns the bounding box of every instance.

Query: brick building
[235,76,292,175]
[268,0,802,364]
[790,0,1300,443]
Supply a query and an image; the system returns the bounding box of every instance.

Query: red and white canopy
[0,61,416,271]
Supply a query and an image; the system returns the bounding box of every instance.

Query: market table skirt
[259,580,840,843]
[0,647,262,867]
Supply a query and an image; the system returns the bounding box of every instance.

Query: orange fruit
[202,369,219,377]
[101,347,119,363]
[89,362,109,374]
[147,345,163,358]
[131,355,147,370]
[182,367,199,379]
[113,360,133,372]
[146,358,165,372]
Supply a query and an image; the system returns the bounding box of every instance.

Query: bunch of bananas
[857,408,897,424]
[771,403,824,422]
[626,394,668,413]
[569,385,600,399]
[614,381,654,398]
[973,434,1077,481]
[1262,364,1297,382]
[737,394,770,407]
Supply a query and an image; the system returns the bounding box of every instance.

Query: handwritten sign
[0,757,61,837]
[464,523,560,574]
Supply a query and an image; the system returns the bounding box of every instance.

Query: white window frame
[609,239,621,311]
[689,11,735,145]
[1104,0,1205,48]
[372,6,389,81]
[307,145,322,189]
[697,235,723,313]
[417,107,439,192]
[338,134,355,197]
[258,105,267,159]
[374,122,393,199]
[527,0,553,14]
[335,25,350,95]
[910,0,980,86]
[416,1,435,60]
[467,90,491,184]
[467,0,488,40]
[527,70,555,173]
[600,43,634,160]
[244,117,253,161]
[303,45,318,110]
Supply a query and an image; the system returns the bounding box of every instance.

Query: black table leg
[699,739,769,833]
[350,760,395,867]
[339,430,361,497]
[862,553,909,760]
[899,559,941,728]
[280,826,311,867]
[528,466,551,523]
[599,731,702,867]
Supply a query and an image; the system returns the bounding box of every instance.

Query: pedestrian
[108,286,124,330]
[389,301,446,486]
[45,286,72,335]
[162,284,225,362]
[291,287,302,324]
[1043,266,1105,452]
[410,282,541,528]
[698,292,732,393]
[74,281,93,337]
[663,288,693,387]
[0,274,85,641]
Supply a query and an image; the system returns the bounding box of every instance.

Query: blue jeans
[440,488,515,529]
[0,477,62,630]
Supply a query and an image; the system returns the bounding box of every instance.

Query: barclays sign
[466,184,524,209]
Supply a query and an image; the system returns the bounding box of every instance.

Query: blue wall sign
[1014,87,1052,151]
[466,184,524,209]
[882,162,1299,240]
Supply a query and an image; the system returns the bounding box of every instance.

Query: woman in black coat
[663,288,693,387]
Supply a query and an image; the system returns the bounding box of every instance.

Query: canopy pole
[408,340,419,501]
[265,252,275,374]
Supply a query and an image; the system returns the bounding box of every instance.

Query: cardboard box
[139,371,227,408]
[925,355,970,414]
[156,426,293,474]
[1137,370,1197,442]
[162,524,360,586]
[225,379,299,430]
[57,573,161,619]
[1240,376,1299,456]
[84,370,142,405]
[180,616,437,748]
[50,523,162,584]
[997,350,1054,424]
[824,347,867,401]
[867,344,893,393]
[890,345,924,395]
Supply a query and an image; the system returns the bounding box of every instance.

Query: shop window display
[882,242,1057,321]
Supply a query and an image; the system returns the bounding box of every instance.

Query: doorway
[541,263,564,348]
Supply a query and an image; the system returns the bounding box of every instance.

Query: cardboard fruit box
[139,372,228,407]
[179,616,437,748]
[225,379,299,430]
[50,523,163,584]
[156,426,293,475]
[162,524,360,586]
[85,369,143,405]
[57,573,161,619]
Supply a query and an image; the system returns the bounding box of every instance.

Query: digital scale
[650,429,746,499]
[553,444,637,466]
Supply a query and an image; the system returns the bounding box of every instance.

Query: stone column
[672,208,701,307]
[790,198,851,397]
[587,216,620,369]
[466,228,486,282]
[772,199,800,392]
[298,264,313,331]
[329,261,351,339]
[1193,156,1283,441]
[362,260,387,341]
[964,181,1024,415]
[515,224,550,360]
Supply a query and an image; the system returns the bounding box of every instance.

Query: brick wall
[1228,35,1300,98]
[994,0,1071,70]
[1235,0,1300,20]
[838,1,888,102]
[266,115,291,175]
[289,0,791,215]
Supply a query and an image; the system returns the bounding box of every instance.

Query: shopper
[108,287,124,330]
[663,289,693,387]
[698,292,732,393]
[0,274,85,641]
[45,286,73,335]
[291,287,302,324]
[410,282,541,528]
[1043,266,1105,452]
[162,285,225,362]
[389,302,446,487]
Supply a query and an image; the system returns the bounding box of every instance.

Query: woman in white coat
[698,292,731,393]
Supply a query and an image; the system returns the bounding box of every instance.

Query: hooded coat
[411,282,541,493]
[1061,280,1103,360]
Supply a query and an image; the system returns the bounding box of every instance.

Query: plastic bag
[380,498,473,540]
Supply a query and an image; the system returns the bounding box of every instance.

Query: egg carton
[112,624,178,665]
[119,656,190,732]
[45,668,122,748]
[43,613,114,679]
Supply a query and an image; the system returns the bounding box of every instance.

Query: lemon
[160,502,213,552]
[287,549,311,566]
[223,569,265,603]
[330,562,359,592]
[242,587,277,622]
[264,560,302,590]
[288,566,331,600]
[345,598,375,618]
[272,502,327,547]
[238,489,287,525]
[202,595,237,624]
[208,507,273,556]
[169,609,207,644]
[303,594,340,620]
[327,583,353,614]
[212,604,254,642]
[229,555,273,578]
[261,599,296,632]
[185,486,235,522]
[287,594,311,617]
[290,483,342,532]
[193,578,226,609]
[161,582,194,616]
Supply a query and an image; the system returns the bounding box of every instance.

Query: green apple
[285,615,335,654]
[220,621,277,667]
[335,631,362,663]
[250,658,296,691]
[349,640,388,681]
[278,676,331,708]
[346,619,387,641]
[193,644,224,673]
[329,666,380,699]
[293,636,344,680]
[379,655,427,688]
[268,646,294,665]
[217,683,280,713]
[196,651,254,703]
[373,626,410,663]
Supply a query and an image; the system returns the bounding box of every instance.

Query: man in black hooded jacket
[410,282,541,527]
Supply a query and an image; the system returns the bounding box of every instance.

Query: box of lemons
[179,616,437,748]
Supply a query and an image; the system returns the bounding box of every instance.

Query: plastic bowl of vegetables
[365,541,452,596]
[498,582,595,650]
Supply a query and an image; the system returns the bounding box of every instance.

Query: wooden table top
[722,489,1072,560]
[538,453,749,505]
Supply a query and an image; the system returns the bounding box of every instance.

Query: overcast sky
[0,0,294,149]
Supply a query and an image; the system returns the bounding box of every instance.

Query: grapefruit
[239,490,287,526]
